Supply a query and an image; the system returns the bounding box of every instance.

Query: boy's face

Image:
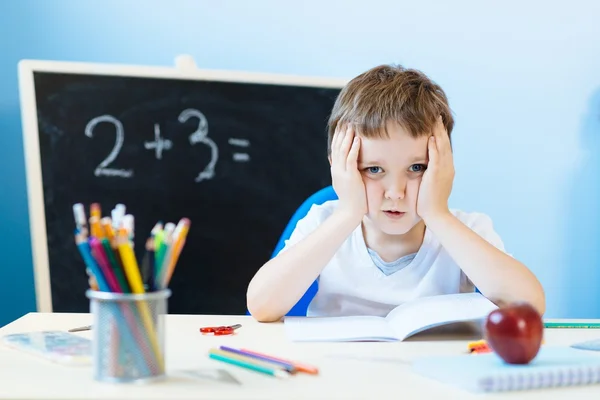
[358,122,430,236]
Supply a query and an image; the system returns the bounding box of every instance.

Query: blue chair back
[247,185,338,317]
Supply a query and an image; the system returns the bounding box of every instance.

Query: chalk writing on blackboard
[180,108,218,182]
[144,124,172,160]
[228,138,251,162]
[84,115,134,178]
[83,108,252,182]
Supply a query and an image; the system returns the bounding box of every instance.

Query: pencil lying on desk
[219,346,297,373]
[238,347,319,374]
[544,322,600,329]
[208,348,291,379]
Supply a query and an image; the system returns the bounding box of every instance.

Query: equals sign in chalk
[228,138,251,162]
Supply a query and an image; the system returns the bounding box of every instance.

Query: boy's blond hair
[327,64,454,154]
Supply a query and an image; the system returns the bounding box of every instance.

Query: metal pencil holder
[86,289,171,383]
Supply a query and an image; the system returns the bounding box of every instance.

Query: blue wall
[1,0,599,325]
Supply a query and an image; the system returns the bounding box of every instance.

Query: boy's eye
[365,166,382,174]
[409,164,427,173]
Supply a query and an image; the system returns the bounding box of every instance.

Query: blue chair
[247,185,338,317]
[272,185,338,316]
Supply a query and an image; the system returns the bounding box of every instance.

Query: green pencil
[153,230,166,287]
[544,322,600,328]
[209,351,290,378]
[100,238,130,293]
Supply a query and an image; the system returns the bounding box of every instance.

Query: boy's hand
[417,116,454,222]
[330,124,367,223]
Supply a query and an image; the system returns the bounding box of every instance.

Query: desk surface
[1,313,600,399]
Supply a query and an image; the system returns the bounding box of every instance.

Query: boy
[247,64,545,322]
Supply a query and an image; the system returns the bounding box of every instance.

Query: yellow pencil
[116,229,164,370]
[117,228,145,293]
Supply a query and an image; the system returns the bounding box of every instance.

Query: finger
[331,122,344,152]
[339,125,355,168]
[331,123,346,163]
[346,135,361,171]
[427,135,438,166]
[433,115,450,152]
[330,124,341,161]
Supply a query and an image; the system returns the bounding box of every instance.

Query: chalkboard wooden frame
[18,55,346,313]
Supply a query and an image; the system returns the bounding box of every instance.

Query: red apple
[484,302,543,364]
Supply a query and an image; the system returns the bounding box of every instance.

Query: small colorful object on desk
[200,324,242,336]
[72,202,190,383]
[468,340,492,354]
[208,346,319,378]
[468,338,546,355]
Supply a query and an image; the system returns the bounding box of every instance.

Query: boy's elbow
[247,302,283,323]
[533,286,546,317]
[246,291,284,323]
[524,274,546,317]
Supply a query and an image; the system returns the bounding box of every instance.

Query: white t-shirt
[280,200,506,317]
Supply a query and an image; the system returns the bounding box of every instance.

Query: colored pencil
[73,203,189,378]
[100,238,129,293]
[208,348,290,378]
[239,348,319,374]
[219,346,296,373]
[544,322,600,329]
[154,222,175,289]
[116,228,164,369]
[89,237,121,292]
[89,216,103,239]
[164,218,190,287]
[101,217,116,244]
[73,204,88,236]
[75,232,151,376]
[141,237,155,292]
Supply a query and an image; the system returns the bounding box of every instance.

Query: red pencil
[239,348,319,374]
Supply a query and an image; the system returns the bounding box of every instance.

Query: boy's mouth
[383,210,406,219]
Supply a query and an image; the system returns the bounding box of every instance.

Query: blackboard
[19,57,343,315]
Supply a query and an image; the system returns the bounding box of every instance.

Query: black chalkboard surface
[19,58,342,315]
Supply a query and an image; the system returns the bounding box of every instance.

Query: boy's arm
[247,124,367,322]
[425,213,546,315]
[417,117,545,315]
[246,209,360,322]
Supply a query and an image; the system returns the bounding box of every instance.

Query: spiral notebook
[412,346,600,392]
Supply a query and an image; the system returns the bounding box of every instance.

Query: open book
[284,292,498,342]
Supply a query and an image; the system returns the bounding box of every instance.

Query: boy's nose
[384,179,406,200]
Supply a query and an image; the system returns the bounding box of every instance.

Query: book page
[385,293,498,341]
[284,315,397,342]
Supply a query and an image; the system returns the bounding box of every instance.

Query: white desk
[1,313,600,399]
